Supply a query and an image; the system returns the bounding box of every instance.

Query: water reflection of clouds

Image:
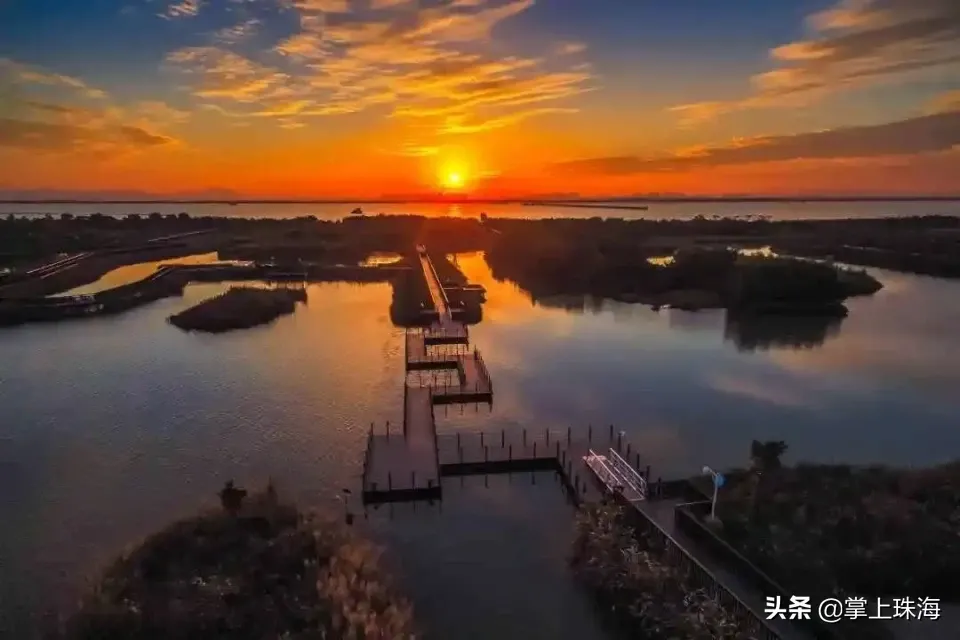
[707,372,816,409]
[767,269,960,406]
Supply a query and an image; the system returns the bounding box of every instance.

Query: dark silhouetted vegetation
[709,451,960,634]
[487,227,881,314]
[169,286,306,333]
[59,485,415,640]
[571,502,748,639]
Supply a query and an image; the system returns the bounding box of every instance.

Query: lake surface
[2,253,960,636]
[4,199,960,220]
[52,252,227,296]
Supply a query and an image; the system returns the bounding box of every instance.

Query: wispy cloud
[161,0,203,19]
[555,41,586,56]
[554,110,960,174]
[214,17,262,44]
[707,373,812,409]
[0,58,107,100]
[1,58,181,157]
[927,89,960,114]
[670,0,960,124]
[166,0,591,145]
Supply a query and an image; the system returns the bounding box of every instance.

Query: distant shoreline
[2,196,960,205]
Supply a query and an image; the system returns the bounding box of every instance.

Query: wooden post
[609,424,614,442]
[626,443,631,459]
[370,422,374,435]
[388,473,392,490]
[457,432,461,448]
[617,431,623,451]
[588,424,592,442]
[545,428,549,445]
[480,431,484,447]
[646,465,652,481]
[411,471,415,488]
[533,442,537,456]
[567,427,571,444]
[501,429,505,447]
[509,445,512,461]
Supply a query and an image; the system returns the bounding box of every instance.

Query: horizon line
[3,196,960,205]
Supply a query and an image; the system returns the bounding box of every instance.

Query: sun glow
[443,171,464,190]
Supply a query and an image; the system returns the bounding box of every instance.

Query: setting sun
[443,171,464,190]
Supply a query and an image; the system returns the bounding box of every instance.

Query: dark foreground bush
[571,502,746,639]
[59,487,415,640]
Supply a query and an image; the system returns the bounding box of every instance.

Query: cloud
[390,143,440,156]
[161,0,202,19]
[0,58,180,157]
[440,106,577,134]
[370,0,413,8]
[555,42,586,56]
[214,18,261,44]
[670,0,960,123]
[707,373,811,409]
[554,110,960,174]
[0,58,106,100]
[0,118,173,153]
[926,89,960,114]
[168,0,590,139]
[166,47,291,102]
[135,100,191,124]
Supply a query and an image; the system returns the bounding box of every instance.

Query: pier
[362,247,493,502]
[359,247,816,640]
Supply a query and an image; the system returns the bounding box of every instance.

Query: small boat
[351,207,364,216]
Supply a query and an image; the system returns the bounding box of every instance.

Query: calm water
[3,200,960,220]
[2,254,960,635]
[53,252,225,296]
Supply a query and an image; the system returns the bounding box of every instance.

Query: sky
[1,0,959,198]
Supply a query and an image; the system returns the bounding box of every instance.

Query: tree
[750,439,787,518]
[218,480,247,514]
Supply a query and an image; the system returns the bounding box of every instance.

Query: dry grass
[58,487,415,640]
[571,502,747,639]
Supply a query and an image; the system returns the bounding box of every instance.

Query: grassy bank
[717,460,960,601]
[59,486,415,640]
[571,502,748,639]
[168,286,306,333]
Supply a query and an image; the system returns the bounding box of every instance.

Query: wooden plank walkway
[362,387,440,501]
[430,353,493,404]
[404,332,461,370]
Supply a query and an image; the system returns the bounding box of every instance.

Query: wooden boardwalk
[366,424,812,640]
[364,424,644,505]
[363,244,493,502]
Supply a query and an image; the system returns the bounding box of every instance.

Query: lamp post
[702,466,725,521]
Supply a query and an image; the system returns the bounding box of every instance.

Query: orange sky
[2,0,959,198]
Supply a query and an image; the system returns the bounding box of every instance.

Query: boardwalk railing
[606,448,647,499]
[621,504,783,640]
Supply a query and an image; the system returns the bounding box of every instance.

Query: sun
[443,171,464,190]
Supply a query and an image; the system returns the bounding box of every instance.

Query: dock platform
[364,424,646,505]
